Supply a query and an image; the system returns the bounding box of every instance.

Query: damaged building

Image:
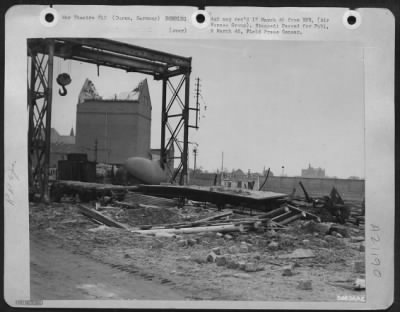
[75,78,152,164]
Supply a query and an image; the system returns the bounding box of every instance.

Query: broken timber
[137,211,268,230]
[286,204,321,222]
[252,204,321,229]
[191,210,233,224]
[132,223,251,235]
[78,204,129,229]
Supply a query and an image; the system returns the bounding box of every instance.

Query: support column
[181,71,191,185]
[28,52,36,190]
[43,40,55,201]
[160,78,167,168]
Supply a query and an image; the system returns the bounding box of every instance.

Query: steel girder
[28,39,55,200]
[160,72,191,185]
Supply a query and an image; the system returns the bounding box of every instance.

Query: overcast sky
[48,39,364,178]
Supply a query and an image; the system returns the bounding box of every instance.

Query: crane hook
[56,73,72,97]
[59,85,68,96]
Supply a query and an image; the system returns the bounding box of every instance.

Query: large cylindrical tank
[122,157,168,185]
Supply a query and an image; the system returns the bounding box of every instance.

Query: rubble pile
[30,185,366,299]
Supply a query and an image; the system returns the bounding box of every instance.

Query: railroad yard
[30,186,366,301]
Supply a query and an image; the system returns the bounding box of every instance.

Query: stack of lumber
[133,210,270,232]
[131,210,270,235]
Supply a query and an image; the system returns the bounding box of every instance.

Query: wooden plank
[78,204,130,229]
[132,223,244,235]
[191,211,233,225]
[231,209,269,216]
[286,204,321,222]
[263,206,289,218]
[279,213,303,225]
[114,201,140,209]
[135,211,236,230]
[271,211,293,222]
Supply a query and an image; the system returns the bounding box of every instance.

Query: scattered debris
[228,246,240,254]
[31,177,365,301]
[302,221,331,235]
[206,252,218,263]
[352,261,365,273]
[177,239,188,247]
[244,262,262,272]
[215,255,228,266]
[282,264,295,276]
[350,236,365,243]
[233,273,251,279]
[239,243,249,253]
[187,238,197,246]
[78,204,130,229]
[212,247,221,255]
[297,280,313,290]
[353,278,366,290]
[268,241,280,250]
[50,180,133,202]
[224,234,233,240]
[328,278,365,291]
[330,224,350,238]
[278,248,315,259]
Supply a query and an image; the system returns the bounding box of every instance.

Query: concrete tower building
[76,78,152,164]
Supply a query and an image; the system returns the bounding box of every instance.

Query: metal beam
[43,40,55,201]
[28,39,191,78]
[28,51,52,200]
[28,52,36,189]
[160,78,167,167]
[72,47,167,74]
[61,38,191,68]
[29,40,168,75]
[181,71,191,185]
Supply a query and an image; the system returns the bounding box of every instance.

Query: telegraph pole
[193,147,197,172]
[94,138,98,163]
[221,152,224,173]
[194,77,201,129]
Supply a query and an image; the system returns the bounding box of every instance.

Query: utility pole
[193,77,201,129]
[94,138,98,163]
[193,147,197,172]
[221,151,224,173]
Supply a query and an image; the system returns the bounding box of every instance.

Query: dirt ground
[29,197,366,301]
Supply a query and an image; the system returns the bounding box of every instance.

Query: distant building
[76,78,152,164]
[301,163,326,178]
[222,174,260,190]
[50,127,79,167]
[219,168,260,190]
[231,169,245,177]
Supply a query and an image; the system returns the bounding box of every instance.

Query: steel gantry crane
[27,38,193,200]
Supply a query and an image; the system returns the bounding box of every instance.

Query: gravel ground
[29,200,366,301]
